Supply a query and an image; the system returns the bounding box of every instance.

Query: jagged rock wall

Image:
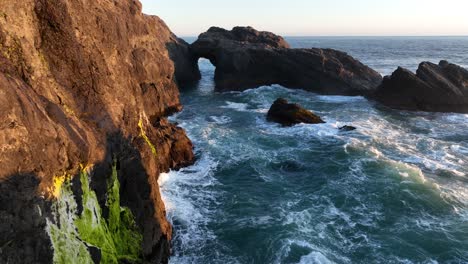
[373,61,468,113]
[0,0,197,263]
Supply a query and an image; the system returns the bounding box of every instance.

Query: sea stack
[191,26,382,95]
[373,60,468,113]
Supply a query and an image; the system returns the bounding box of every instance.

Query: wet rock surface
[267,98,325,126]
[373,60,468,113]
[191,26,382,95]
[339,125,357,131]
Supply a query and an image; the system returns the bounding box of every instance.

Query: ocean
[160,37,468,264]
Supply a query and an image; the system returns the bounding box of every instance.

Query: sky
[140,0,468,37]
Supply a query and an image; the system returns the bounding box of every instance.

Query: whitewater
[160,37,468,264]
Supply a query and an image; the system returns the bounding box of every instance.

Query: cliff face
[0,0,196,263]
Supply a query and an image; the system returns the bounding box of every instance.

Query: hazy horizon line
[179,34,468,38]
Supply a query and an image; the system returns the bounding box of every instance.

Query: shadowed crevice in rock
[166,39,201,86]
[0,174,53,264]
[191,26,382,95]
[0,130,194,264]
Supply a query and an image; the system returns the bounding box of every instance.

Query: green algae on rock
[46,174,94,264]
[138,117,158,157]
[47,164,143,264]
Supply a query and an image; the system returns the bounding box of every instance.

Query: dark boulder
[191,26,382,95]
[373,61,468,113]
[339,125,357,131]
[267,98,325,126]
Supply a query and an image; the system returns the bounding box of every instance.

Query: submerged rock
[267,98,325,126]
[339,125,357,131]
[373,60,468,113]
[191,26,382,95]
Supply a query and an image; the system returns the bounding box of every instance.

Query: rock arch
[190,26,382,95]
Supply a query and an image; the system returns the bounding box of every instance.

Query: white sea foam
[253,108,270,114]
[451,144,468,155]
[209,115,232,125]
[158,154,221,261]
[221,101,249,111]
[242,84,304,96]
[345,109,468,181]
[298,251,334,264]
[241,85,281,94]
[165,58,468,262]
[275,238,348,264]
[316,95,366,103]
[255,116,338,140]
[443,113,468,123]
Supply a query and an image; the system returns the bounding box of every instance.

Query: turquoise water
[160,37,468,264]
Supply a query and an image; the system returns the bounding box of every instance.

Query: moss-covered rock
[138,117,157,157]
[47,164,143,264]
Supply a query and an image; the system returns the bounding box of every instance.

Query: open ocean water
[160,37,468,264]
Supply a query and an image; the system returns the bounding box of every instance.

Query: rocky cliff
[191,26,382,95]
[0,0,198,263]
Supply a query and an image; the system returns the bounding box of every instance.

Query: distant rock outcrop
[191,26,382,95]
[267,98,325,126]
[373,61,468,113]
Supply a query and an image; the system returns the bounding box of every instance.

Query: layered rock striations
[0,0,197,263]
[191,26,382,95]
[373,60,468,113]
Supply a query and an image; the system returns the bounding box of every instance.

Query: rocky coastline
[1,1,467,264]
[190,26,468,113]
[191,26,383,95]
[0,0,198,263]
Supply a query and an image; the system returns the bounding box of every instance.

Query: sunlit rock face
[0,0,195,263]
